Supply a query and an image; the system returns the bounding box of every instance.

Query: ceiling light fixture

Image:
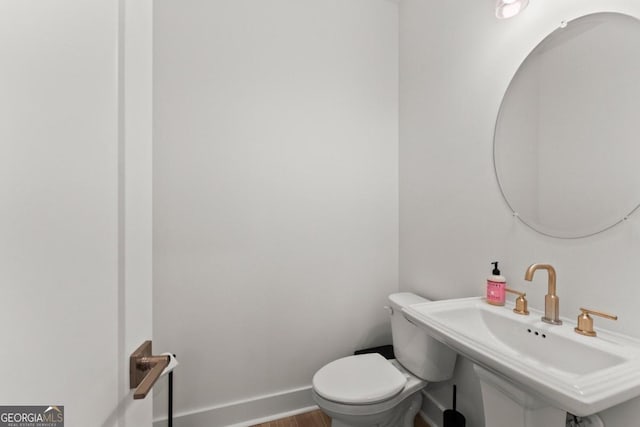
[495,0,529,19]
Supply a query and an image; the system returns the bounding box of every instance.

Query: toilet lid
[312,353,406,404]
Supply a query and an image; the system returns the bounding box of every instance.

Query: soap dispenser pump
[486,261,506,306]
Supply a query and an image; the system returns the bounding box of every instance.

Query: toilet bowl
[313,354,425,427]
[312,293,457,427]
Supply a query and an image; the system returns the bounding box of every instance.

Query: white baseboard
[153,385,316,427]
[152,385,446,427]
[420,389,446,427]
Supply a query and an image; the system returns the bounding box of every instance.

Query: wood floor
[251,409,430,427]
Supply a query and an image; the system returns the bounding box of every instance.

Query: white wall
[0,0,153,425]
[152,1,399,425]
[400,0,640,426]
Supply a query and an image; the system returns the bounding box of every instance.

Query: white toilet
[312,293,457,427]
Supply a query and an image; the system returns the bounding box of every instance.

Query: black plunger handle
[453,384,457,411]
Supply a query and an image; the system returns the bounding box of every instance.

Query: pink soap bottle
[486,261,506,306]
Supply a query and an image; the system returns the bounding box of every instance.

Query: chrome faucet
[524,263,562,325]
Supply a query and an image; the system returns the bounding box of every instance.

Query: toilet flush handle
[383,305,394,315]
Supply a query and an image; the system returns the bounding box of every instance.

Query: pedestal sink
[402,297,640,426]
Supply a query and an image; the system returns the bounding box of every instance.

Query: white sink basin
[403,297,640,416]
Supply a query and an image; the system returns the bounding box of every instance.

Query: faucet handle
[575,307,618,337]
[505,288,529,315]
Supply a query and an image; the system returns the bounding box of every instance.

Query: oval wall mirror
[493,12,640,238]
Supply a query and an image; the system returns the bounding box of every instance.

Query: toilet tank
[388,292,457,381]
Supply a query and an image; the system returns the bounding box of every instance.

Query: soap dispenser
[486,261,506,306]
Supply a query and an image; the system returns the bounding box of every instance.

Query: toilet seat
[312,358,426,419]
[312,353,407,404]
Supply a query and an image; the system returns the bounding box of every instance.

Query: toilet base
[325,392,422,427]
